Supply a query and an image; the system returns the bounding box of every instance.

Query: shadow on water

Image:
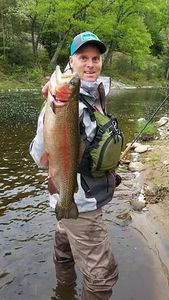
[0,89,169,300]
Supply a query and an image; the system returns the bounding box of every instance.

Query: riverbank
[123,119,169,284]
[0,71,39,91]
[138,138,169,234]
[0,71,166,93]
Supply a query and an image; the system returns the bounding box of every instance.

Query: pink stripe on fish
[61,116,70,180]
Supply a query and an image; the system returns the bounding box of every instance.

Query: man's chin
[83,75,97,82]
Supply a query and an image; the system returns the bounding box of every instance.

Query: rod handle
[120,143,132,161]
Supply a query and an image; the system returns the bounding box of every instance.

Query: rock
[137,118,146,123]
[116,210,131,220]
[134,145,149,153]
[111,80,128,89]
[104,206,114,214]
[144,184,160,203]
[126,142,142,149]
[163,160,169,166]
[0,270,9,279]
[144,184,158,196]
[130,152,139,162]
[158,127,169,139]
[130,199,146,211]
[140,132,156,141]
[115,210,132,226]
[128,162,146,172]
[156,117,169,127]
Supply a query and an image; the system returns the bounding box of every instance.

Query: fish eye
[70,78,76,86]
[70,77,79,86]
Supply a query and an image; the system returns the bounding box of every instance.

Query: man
[30,31,119,300]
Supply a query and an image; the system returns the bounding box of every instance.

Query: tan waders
[53,208,118,299]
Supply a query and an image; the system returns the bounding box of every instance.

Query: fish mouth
[51,97,69,108]
[49,87,71,109]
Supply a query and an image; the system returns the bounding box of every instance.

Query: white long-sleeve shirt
[29,77,115,213]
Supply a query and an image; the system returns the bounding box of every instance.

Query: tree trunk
[166,67,169,80]
[50,34,69,68]
[103,40,114,65]
[31,17,39,65]
[1,12,6,59]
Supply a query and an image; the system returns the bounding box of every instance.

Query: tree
[13,0,54,64]
[46,0,96,67]
[0,0,17,59]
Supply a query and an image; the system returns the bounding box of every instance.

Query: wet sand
[1,166,169,300]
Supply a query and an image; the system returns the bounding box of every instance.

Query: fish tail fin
[55,201,78,221]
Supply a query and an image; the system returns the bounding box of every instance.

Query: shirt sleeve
[29,103,46,167]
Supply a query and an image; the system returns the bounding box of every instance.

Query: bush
[103,51,168,84]
[103,52,133,78]
[38,48,50,69]
[136,120,157,141]
[6,43,34,67]
[26,67,44,83]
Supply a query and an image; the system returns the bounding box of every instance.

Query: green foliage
[38,48,50,68]
[0,0,169,84]
[148,152,159,167]
[103,52,132,78]
[6,43,33,66]
[118,18,152,69]
[136,121,157,135]
[26,67,43,83]
[136,120,157,141]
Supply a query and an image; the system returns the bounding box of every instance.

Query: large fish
[40,66,80,220]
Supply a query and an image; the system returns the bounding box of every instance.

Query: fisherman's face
[69,45,102,81]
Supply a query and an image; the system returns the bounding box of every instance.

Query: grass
[148,152,160,167]
[0,78,37,91]
[136,121,158,141]
[0,66,48,91]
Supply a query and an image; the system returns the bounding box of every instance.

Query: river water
[0,88,168,300]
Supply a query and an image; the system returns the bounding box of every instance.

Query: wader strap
[79,94,96,122]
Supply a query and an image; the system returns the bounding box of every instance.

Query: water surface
[0,88,168,300]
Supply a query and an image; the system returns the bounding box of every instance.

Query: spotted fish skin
[42,66,80,220]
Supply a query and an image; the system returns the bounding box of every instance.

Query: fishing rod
[120,89,169,161]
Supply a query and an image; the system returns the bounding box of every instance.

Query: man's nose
[86,59,94,67]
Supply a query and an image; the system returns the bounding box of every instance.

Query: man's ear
[69,56,73,68]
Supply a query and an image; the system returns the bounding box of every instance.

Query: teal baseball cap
[70,31,107,55]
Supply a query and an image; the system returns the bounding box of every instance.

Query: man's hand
[42,81,50,100]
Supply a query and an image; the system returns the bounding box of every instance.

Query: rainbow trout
[41,66,80,220]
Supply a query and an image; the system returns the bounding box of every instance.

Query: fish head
[68,74,81,100]
[49,66,80,108]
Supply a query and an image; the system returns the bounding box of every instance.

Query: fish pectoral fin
[40,151,49,168]
[48,177,59,194]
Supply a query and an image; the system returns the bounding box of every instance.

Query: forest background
[0,0,169,89]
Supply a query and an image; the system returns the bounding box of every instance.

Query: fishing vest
[79,91,123,178]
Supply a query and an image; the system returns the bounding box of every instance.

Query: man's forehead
[75,44,102,55]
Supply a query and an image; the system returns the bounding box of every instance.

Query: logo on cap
[81,32,99,42]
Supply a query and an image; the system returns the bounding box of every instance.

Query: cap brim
[77,40,107,54]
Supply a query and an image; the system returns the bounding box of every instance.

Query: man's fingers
[42,81,50,99]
